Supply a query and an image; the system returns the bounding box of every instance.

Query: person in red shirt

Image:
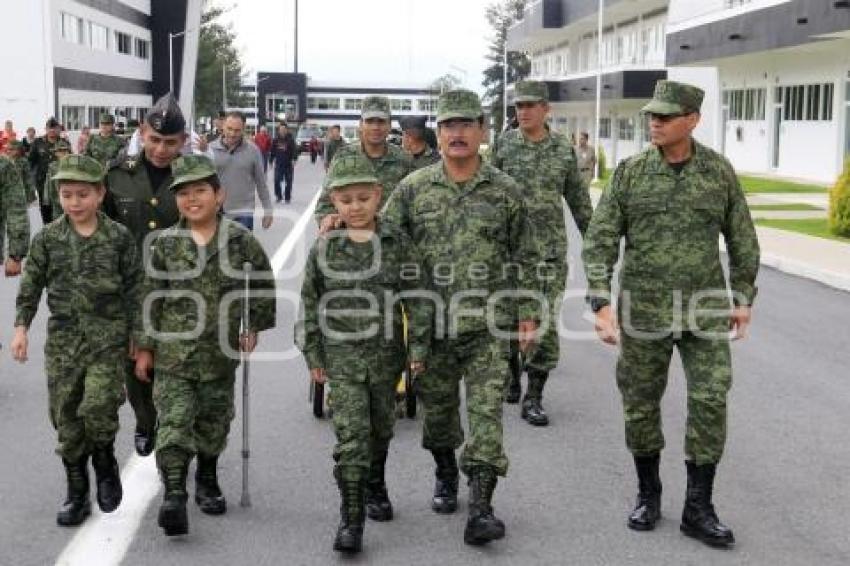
[0,120,17,152]
[253,126,272,172]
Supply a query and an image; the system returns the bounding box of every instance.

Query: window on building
[780,83,833,121]
[641,114,652,142]
[344,98,362,111]
[61,13,84,44]
[599,118,611,139]
[725,88,766,120]
[135,38,149,60]
[89,22,109,51]
[61,106,85,131]
[307,97,341,110]
[554,55,562,76]
[725,0,752,7]
[343,126,359,140]
[390,99,413,112]
[87,106,111,128]
[137,107,149,120]
[115,31,132,55]
[618,117,635,141]
[418,98,437,112]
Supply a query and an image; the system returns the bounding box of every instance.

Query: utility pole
[294,0,299,73]
[593,0,604,182]
[502,26,508,132]
[222,64,227,110]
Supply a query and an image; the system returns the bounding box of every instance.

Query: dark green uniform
[0,155,30,260]
[410,146,441,170]
[85,134,126,166]
[28,135,60,223]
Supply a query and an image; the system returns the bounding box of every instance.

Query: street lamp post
[593,0,604,182]
[256,75,270,127]
[169,29,194,95]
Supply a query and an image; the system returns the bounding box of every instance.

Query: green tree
[828,158,850,237]
[194,3,249,124]
[430,73,462,94]
[482,0,530,133]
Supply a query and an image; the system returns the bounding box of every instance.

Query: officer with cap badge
[102,92,187,458]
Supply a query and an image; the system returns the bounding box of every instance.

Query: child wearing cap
[133,154,276,537]
[10,154,141,527]
[295,152,432,554]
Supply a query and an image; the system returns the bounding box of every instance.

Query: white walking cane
[240,261,252,508]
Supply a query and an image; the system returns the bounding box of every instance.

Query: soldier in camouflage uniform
[44,139,73,220]
[383,90,541,546]
[103,93,185,457]
[582,80,760,548]
[490,80,593,426]
[11,155,139,527]
[0,149,30,277]
[28,117,62,224]
[296,152,432,554]
[85,114,126,166]
[5,140,36,204]
[134,155,276,537]
[322,124,346,171]
[400,115,441,170]
[315,96,414,231]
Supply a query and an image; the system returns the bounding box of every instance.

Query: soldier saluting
[102,93,185,457]
[582,80,760,548]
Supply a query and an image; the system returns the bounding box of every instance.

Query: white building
[0,0,201,138]
[667,0,850,183]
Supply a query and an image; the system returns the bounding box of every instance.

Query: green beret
[641,80,705,115]
[51,155,105,184]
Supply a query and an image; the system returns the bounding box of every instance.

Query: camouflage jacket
[13,156,35,203]
[314,142,415,223]
[103,154,180,252]
[582,141,760,331]
[85,134,126,166]
[0,155,30,258]
[410,146,441,171]
[15,212,140,353]
[44,160,63,220]
[382,160,541,336]
[490,128,592,262]
[135,217,276,379]
[323,137,346,166]
[27,136,59,195]
[295,221,433,376]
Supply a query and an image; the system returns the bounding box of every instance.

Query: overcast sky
[215,0,497,93]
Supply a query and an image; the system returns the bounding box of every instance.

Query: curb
[758,252,850,294]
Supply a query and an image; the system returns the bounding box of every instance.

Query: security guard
[102,93,185,457]
[399,115,440,170]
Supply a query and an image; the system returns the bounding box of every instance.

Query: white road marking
[54,195,319,566]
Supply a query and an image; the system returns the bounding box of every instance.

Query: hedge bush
[828,158,850,238]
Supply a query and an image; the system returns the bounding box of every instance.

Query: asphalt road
[1,157,849,566]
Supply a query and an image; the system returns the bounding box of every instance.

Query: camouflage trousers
[124,359,157,434]
[46,344,126,461]
[420,332,510,476]
[617,330,732,465]
[153,369,235,468]
[510,261,567,373]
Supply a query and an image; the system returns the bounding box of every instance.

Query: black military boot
[464,466,505,546]
[628,453,662,531]
[134,426,155,457]
[91,444,123,513]
[521,369,550,426]
[431,449,459,514]
[195,454,226,515]
[680,461,735,548]
[158,460,189,536]
[57,455,92,526]
[504,351,522,404]
[365,449,393,521]
[333,467,366,554]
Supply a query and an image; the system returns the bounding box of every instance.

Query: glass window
[135,38,149,60]
[390,99,413,112]
[61,106,85,131]
[87,106,111,128]
[115,31,132,55]
[89,22,109,51]
[823,83,834,121]
[599,118,611,139]
[137,107,149,120]
[61,13,84,44]
[344,98,362,111]
[617,117,635,141]
[418,99,437,112]
[307,97,340,110]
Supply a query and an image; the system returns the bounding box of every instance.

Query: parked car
[296,124,324,155]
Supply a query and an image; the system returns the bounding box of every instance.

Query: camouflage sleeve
[14,231,47,327]
[488,134,502,169]
[244,234,277,333]
[119,227,142,338]
[1,161,31,258]
[722,166,760,306]
[398,238,433,362]
[562,148,593,236]
[134,241,164,350]
[380,180,411,234]
[581,163,626,305]
[294,245,325,370]
[506,187,542,321]
[83,136,93,158]
[313,178,335,225]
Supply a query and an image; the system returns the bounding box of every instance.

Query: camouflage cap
[399,115,427,131]
[51,155,105,184]
[168,154,219,191]
[99,113,115,124]
[326,152,379,190]
[361,96,391,121]
[437,89,483,123]
[641,80,705,115]
[146,92,186,135]
[514,80,549,103]
[54,138,73,153]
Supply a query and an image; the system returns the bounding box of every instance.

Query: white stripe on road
[55,194,319,566]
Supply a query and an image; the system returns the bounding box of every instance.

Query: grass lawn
[755,218,850,243]
[739,175,828,194]
[748,203,822,211]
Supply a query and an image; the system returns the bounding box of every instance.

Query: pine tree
[482,0,530,133]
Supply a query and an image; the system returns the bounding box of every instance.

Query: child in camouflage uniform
[296,153,432,554]
[11,154,140,527]
[134,155,276,537]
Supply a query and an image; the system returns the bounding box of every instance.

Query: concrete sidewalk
[588,188,850,293]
